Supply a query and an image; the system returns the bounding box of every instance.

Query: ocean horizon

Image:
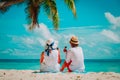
[0,59,120,62]
[0,59,120,73]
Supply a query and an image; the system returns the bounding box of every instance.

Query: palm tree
[0,0,76,30]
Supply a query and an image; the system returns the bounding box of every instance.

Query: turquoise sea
[0,59,120,73]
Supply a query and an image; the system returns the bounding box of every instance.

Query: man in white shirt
[60,36,85,72]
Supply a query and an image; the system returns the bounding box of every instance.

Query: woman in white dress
[40,39,61,72]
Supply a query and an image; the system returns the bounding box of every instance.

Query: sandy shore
[0,70,120,80]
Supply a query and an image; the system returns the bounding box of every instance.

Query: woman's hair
[71,43,79,47]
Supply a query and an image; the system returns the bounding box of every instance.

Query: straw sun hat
[70,36,79,44]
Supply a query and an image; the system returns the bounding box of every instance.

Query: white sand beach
[0,70,120,80]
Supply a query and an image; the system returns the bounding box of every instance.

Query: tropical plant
[0,0,76,30]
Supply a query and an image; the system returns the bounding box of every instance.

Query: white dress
[65,47,85,72]
[40,50,60,72]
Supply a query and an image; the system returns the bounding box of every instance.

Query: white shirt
[66,47,85,72]
[40,50,60,72]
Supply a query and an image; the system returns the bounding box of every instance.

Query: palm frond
[43,1,51,20]
[0,0,77,30]
[25,0,43,30]
[64,0,76,17]
[0,0,24,13]
[43,0,59,30]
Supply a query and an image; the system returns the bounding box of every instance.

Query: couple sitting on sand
[40,35,85,73]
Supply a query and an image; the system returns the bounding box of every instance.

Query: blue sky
[0,0,120,59]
